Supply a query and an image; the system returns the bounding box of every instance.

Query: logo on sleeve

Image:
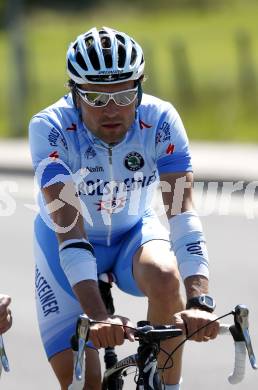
[124,152,144,171]
[156,121,171,144]
[48,128,68,150]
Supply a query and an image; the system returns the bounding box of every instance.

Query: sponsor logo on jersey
[48,128,68,150]
[124,152,144,171]
[77,170,157,196]
[49,151,59,159]
[86,166,104,173]
[156,121,171,144]
[95,196,127,214]
[48,128,59,147]
[85,146,97,159]
[66,123,77,131]
[35,267,59,317]
[166,143,175,155]
[139,119,152,130]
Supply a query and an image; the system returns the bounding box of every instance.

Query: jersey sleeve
[29,116,72,188]
[156,106,193,174]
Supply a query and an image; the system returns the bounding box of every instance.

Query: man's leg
[133,240,185,386]
[50,348,101,390]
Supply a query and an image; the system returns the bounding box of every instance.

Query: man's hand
[89,315,135,349]
[173,309,219,342]
[0,295,12,334]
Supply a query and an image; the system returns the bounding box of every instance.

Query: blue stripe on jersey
[157,152,192,173]
[41,162,70,187]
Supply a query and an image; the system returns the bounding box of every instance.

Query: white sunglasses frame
[76,86,138,107]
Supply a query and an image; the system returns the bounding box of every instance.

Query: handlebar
[134,322,183,341]
[70,316,183,383]
[70,304,257,387]
[219,304,257,384]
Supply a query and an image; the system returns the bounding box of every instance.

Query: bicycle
[69,276,257,390]
[0,335,10,378]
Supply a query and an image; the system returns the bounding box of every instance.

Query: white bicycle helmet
[66,26,145,84]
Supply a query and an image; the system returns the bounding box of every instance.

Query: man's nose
[104,98,120,113]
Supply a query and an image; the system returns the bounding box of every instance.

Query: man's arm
[42,181,111,318]
[42,182,134,347]
[184,275,209,298]
[0,294,12,334]
[160,171,219,341]
[160,171,193,216]
[160,171,209,295]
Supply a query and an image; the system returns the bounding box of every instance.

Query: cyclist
[29,26,219,390]
[0,294,12,334]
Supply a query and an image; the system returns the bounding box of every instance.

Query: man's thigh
[113,210,171,296]
[132,239,179,296]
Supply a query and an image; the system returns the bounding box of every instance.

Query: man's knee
[142,262,181,300]
[134,240,183,305]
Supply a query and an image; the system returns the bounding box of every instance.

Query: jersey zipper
[107,146,114,246]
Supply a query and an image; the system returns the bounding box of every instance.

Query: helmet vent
[87,46,101,70]
[118,43,126,68]
[103,50,113,68]
[85,37,94,48]
[101,37,113,68]
[76,52,88,71]
[67,60,81,78]
[101,36,111,48]
[130,46,137,66]
[116,34,125,45]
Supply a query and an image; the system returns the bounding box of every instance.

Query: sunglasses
[76,86,138,107]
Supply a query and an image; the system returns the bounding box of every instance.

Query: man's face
[76,80,137,144]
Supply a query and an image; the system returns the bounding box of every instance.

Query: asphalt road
[0,174,257,389]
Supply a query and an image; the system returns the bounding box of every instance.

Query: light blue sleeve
[156,106,193,174]
[29,116,72,188]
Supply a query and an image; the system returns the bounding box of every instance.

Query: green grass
[1,3,258,140]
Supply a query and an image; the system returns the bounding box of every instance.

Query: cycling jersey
[29,92,192,246]
[29,92,193,359]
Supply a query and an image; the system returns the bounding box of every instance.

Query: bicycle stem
[136,325,163,390]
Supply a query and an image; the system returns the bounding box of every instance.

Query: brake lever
[74,314,91,380]
[0,335,10,375]
[234,304,257,370]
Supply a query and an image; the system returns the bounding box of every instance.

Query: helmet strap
[136,80,143,107]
